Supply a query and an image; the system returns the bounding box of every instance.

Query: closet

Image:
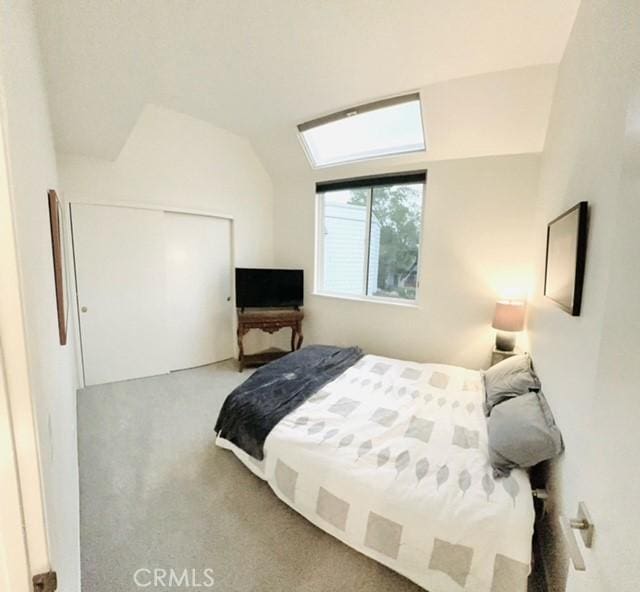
[71,203,233,386]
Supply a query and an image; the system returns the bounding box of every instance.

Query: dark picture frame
[543,201,588,316]
[48,189,68,345]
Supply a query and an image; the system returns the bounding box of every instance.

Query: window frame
[314,171,427,306]
[297,93,427,169]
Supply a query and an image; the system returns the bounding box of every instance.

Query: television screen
[235,268,303,309]
[544,201,588,316]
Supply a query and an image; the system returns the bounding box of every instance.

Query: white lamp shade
[492,301,526,332]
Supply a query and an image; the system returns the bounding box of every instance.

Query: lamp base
[495,331,516,352]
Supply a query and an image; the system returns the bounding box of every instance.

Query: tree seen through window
[347,183,422,300]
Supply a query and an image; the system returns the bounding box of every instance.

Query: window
[316,171,426,303]
[298,93,426,168]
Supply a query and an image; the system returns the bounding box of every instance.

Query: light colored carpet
[77,361,424,592]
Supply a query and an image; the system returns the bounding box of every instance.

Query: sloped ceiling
[34,0,580,176]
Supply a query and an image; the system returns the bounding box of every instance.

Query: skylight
[298,93,426,168]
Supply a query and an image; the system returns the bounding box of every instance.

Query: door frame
[68,199,236,388]
[0,349,32,592]
[0,92,51,590]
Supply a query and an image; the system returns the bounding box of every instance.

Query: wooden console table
[237,309,304,371]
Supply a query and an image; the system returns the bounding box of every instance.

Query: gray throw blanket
[215,345,363,460]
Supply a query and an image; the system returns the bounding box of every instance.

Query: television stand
[237,308,304,371]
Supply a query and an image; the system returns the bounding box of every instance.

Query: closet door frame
[69,199,235,388]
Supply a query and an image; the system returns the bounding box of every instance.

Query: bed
[215,348,535,592]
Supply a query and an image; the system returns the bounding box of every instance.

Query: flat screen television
[235,268,303,309]
[544,201,588,316]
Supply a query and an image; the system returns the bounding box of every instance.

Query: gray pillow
[483,354,540,415]
[487,391,564,478]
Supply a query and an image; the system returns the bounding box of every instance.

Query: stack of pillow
[483,354,564,478]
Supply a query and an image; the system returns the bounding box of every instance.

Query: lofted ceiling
[34,1,580,176]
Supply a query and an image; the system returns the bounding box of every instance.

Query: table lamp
[492,300,525,352]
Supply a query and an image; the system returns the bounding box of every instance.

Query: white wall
[0,1,80,590]
[274,153,539,370]
[59,104,274,268]
[527,0,640,590]
[258,65,557,179]
[59,104,275,354]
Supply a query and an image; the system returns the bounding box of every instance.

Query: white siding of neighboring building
[322,202,380,295]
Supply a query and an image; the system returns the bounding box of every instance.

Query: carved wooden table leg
[237,326,245,372]
[295,322,304,350]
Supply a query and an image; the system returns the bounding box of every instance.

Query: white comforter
[216,355,535,592]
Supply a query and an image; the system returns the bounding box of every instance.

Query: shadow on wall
[531,461,569,592]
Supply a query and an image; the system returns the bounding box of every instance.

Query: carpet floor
[78,360,544,592]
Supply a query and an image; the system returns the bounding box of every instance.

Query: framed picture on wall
[543,201,589,316]
[48,189,68,345]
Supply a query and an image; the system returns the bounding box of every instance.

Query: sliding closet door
[164,212,233,370]
[72,204,168,385]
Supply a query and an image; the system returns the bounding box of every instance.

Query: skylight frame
[297,92,427,169]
